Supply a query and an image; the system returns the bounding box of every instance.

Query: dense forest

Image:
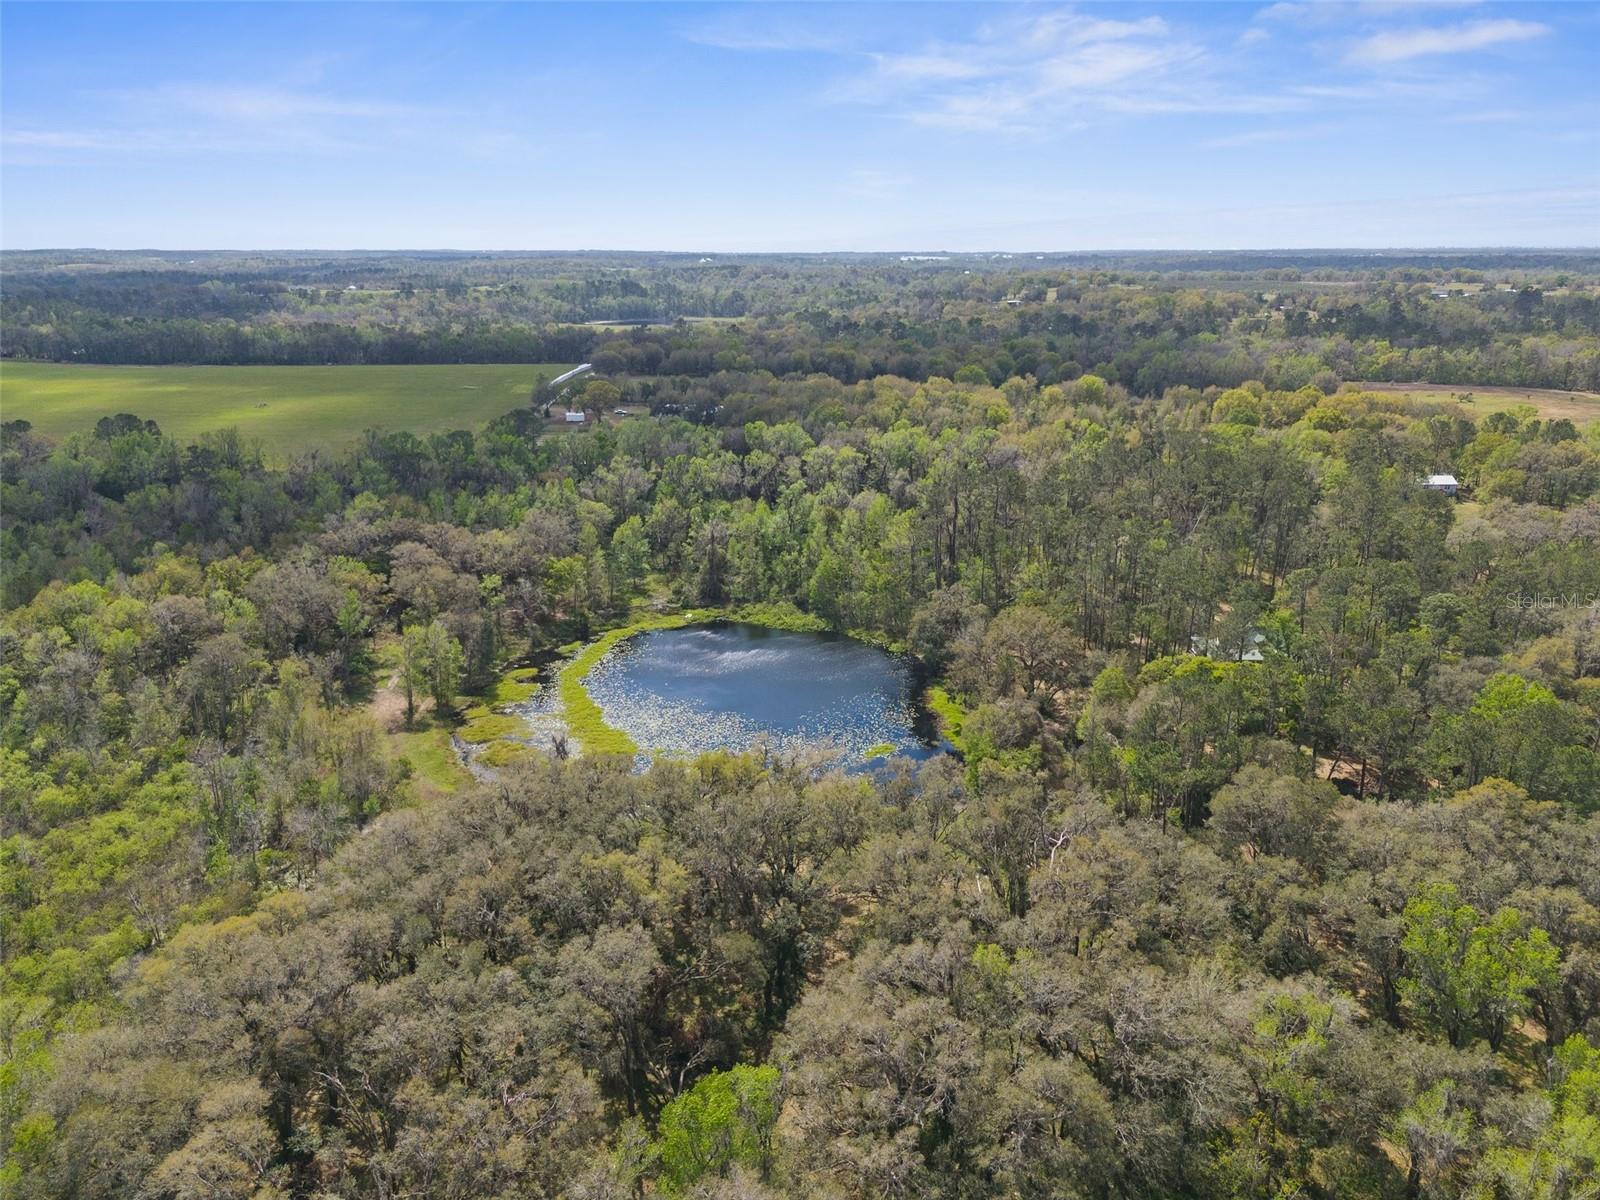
[3,252,1600,1199]
[5,249,1600,392]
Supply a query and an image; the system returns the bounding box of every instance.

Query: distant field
[0,362,574,456]
[1352,381,1600,425]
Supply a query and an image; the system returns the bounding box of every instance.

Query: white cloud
[2,126,265,156]
[103,84,419,127]
[1039,39,1192,90]
[1292,76,1461,101]
[825,11,1216,132]
[4,130,128,151]
[1260,1,1485,26]
[687,4,1563,137]
[6,83,443,162]
[157,85,412,122]
[870,53,986,83]
[1443,108,1531,123]
[1347,18,1548,63]
[1201,128,1300,149]
[680,10,858,53]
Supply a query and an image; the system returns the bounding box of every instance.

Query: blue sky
[2,2,1596,250]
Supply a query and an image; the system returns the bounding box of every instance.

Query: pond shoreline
[454,603,956,775]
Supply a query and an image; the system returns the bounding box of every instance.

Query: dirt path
[369,671,410,732]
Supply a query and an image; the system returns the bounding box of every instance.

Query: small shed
[1423,473,1460,497]
[564,410,587,424]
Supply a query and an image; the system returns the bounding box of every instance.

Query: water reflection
[581,622,944,770]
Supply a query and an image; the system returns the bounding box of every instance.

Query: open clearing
[0,361,574,456]
[1351,381,1600,425]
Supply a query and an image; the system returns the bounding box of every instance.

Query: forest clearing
[1352,381,1600,424]
[0,361,573,454]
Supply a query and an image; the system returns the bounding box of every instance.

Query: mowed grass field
[1353,381,1600,425]
[0,362,574,457]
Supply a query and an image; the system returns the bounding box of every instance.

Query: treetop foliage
[3,252,1600,1198]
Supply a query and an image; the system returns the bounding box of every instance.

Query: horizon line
[5,244,1599,256]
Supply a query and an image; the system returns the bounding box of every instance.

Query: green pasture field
[0,362,574,456]
[1352,381,1600,426]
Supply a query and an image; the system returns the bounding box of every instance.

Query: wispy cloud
[1347,18,1548,63]
[680,9,859,53]
[1202,128,1300,149]
[6,82,438,162]
[689,4,1550,135]
[1542,127,1599,145]
[143,84,415,123]
[870,53,987,83]
[818,11,1219,132]
[1258,2,1340,25]
[1290,75,1473,103]
[1443,108,1531,123]
[3,125,267,156]
[1261,1,1486,26]
[4,130,129,152]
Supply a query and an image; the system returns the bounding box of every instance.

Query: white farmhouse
[1423,473,1460,497]
[1190,630,1267,663]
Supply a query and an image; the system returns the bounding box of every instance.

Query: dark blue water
[582,622,945,769]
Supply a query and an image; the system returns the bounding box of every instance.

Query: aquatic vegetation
[477,740,539,769]
[457,711,524,744]
[489,666,541,705]
[925,685,969,754]
[554,610,716,756]
[558,665,637,756]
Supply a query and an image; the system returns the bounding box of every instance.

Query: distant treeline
[4,252,1600,393]
[2,316,597,367]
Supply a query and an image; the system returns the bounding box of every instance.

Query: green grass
[443,666,544,759]
[925,685,969,753]
[0,361,574,457]
[486,667,541,706]
[864,743,897,760]
[389,726,472,795]
[456,712,525,744]
[477,740,538,769]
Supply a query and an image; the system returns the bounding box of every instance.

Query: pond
[506,621,947,771]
